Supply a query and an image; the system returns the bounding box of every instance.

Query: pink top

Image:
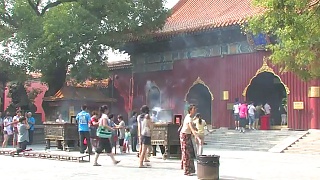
[239,104,248,118]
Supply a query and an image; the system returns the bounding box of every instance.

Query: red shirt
[89,116,99,127]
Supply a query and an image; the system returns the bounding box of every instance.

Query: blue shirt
[76,110,90,132]
[28,117,36,131]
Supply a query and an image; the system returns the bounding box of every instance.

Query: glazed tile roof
[158,0,263,35]
[43,86,116,102]
[108,60,132,70]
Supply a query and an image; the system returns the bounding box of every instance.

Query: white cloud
[165,0,180,9]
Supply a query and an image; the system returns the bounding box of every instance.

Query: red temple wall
[4,80,47,122]
[128,51,320,130]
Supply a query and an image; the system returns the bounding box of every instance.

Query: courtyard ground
[0,145,319,180]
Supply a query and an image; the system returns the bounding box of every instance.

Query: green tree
[246,0,320,80]
[0,0,168,95]
[0,56,28,111]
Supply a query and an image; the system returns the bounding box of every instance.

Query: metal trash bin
[197,155,220,180]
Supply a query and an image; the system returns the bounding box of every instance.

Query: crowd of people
[0,110,36,155]
[233,98,287,133]
[73,103,208,176]
[0,104,209,176]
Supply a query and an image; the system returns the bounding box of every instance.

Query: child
[123,128,131,153]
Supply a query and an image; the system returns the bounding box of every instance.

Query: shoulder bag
[96,118,112,139]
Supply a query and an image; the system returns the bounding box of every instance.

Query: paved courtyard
[0,145,319,180]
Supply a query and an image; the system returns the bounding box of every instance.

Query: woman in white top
[93,105,120,166]
[2,113,13,148]
[139,113,153,168]
[193,113,210,156]
[180,104,201,176]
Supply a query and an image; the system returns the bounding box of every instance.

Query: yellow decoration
[242,56,290,96]
[185,77,214,101]
[293,102,304,110]
[308,86,320,98]
[222,91,229,100]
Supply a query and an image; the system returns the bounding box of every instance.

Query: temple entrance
[186,81,212,125]
[245,72,288,126]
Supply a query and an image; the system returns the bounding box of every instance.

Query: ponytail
[196,113,202,125]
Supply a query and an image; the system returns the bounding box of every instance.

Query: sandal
[139,165,148,168]
[114,160,120,165]
[184,173,194,176]
[93,163,101,166]
[144,160,150,162]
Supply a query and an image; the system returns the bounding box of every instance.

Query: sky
[109,0,180,62]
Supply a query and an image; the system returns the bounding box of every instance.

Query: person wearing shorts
[233,98,241,130]
[2,114,13,148]
[139,112,152,168]
[93,105,120,166]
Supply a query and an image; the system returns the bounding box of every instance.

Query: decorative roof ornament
[185,77,214,101]
[242,56,290,96]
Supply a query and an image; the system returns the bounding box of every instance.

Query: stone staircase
[204,129,307,152]
[284,130,320,155]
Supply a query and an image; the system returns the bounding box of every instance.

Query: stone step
[284,150,320,155]
[287,146,320,150]
[205,145,270,151]
[291,143,320,147]
[284,130,320,155]
[203,130,306,152]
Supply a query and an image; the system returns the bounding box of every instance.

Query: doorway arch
[243,58,290,126]
[185,77,213,124]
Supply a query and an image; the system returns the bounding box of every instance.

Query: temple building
[110,0,320,130]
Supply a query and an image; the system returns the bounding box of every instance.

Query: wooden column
[309,80,320,129]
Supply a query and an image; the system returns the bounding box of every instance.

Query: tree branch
[36,0,42,7]
[0,12,18,28]
[40,0,77,16]
[27,0,40,16]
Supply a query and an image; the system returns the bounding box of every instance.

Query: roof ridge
[171,0,188,14]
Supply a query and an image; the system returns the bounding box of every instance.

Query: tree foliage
[0,55,28,110]
[0,0,169,95]
[0,56,28,85]
[247,0,320,80]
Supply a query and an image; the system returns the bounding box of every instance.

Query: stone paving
[1,144,320,180]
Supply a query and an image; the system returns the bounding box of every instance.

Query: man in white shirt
[247,102,256,130]
[233,98,241,130]
[264,103,271,115]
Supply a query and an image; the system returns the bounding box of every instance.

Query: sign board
[293,102,304,110]
[222,91,229,100]
[227,103,234,110]
[308,86,320,97]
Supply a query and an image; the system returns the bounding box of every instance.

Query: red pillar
[309,80,320,129]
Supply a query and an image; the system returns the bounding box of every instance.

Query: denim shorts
[234,113,240,121]
[248,115,255,124]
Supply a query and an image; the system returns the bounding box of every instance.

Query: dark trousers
[17,141,28,154]
[79,131,92,153]
[28,130,34,145]
[131,133,138,151]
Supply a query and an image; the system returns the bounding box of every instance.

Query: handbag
[96,126,112,139]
